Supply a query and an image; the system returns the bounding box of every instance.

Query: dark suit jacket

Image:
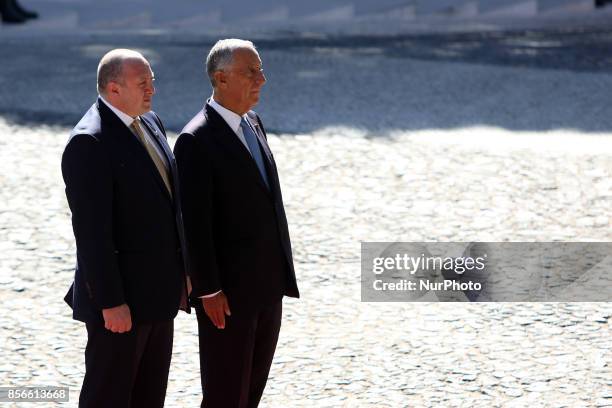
[174,103,299,311]
[62,98,189,324]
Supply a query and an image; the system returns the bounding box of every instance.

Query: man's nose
[258,70,266,86]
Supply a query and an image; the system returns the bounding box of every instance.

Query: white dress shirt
[209,96,255,156]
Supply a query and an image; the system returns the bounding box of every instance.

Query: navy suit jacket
[62,98,189,323]
[174,103,299,311]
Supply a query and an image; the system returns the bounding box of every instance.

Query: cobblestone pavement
[1,28,611,407]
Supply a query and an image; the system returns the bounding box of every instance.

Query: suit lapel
[98,100,173,204]
[245,116,274,165]
[205,104,272,196]
[140,115,177,201]
[140,115,176,176]
[246,114,279,197]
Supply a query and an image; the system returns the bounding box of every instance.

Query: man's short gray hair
[206,39,257,87]
[97,49,148,95]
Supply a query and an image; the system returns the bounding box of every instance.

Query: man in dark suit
[61,48,190,408]
[174,39,299,408]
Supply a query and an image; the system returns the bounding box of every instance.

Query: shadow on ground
[1,27,611,134]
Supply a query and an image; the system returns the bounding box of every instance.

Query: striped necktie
[130,118,173,197]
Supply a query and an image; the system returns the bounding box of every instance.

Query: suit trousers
[79,319,174,408]
[196,300,282,408]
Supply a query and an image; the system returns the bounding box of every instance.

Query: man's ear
[107,81,121,97]
[213,71,226,88]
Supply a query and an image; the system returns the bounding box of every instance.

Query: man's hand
[202,292,231,329]
[102,303,132,333]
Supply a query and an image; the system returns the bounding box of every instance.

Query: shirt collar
[99,95,138,128]
[208,97,248,134]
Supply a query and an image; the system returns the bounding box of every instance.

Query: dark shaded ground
[257,27,612,73]
[1,26,611,133]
